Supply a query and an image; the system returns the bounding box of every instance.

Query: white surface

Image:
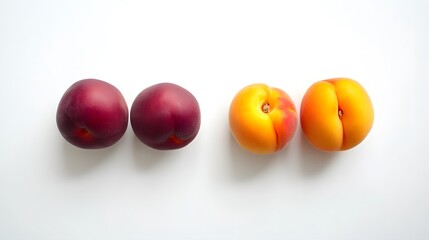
[1,0,428,239]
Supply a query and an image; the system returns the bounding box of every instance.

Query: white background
[1,0,428,239]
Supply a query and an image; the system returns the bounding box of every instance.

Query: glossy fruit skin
[300,78,374,151]
[56,79,128,149]
[130,83,201,150]
[229,83,298,154]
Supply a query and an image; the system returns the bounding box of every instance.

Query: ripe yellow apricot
[229,83,297,154]
[300,78,374,151]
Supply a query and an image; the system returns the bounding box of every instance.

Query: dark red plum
[130,83,201,150]
[56,79,128,149]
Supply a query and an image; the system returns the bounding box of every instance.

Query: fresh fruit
[229,83,298,154]
[130,83,201,150]
[56,79,128,149]
[300,78,374,151]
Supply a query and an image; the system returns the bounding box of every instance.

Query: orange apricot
[300,78,374,151]
[229,83,297,154]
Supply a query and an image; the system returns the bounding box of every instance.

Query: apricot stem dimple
[262,102,270,113]
[338,109,343,118]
